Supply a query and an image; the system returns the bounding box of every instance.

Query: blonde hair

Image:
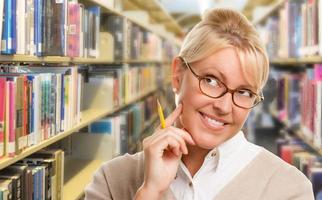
[179,8,269,90]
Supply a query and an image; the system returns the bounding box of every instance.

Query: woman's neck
[181,144,211,177]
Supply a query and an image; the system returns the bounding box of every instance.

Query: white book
[77,73,82,123]
[56,74,61,134]
[113,115,121,156]
[83,76,114,110]
[28,0,35,55]
[16,0,26,54]
[319,0,322,55]
[314,81,322,148]
[34,75,42,145]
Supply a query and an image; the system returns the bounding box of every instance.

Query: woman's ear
[172,57,185,93]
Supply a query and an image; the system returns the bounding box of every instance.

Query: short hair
[178,8,269,90]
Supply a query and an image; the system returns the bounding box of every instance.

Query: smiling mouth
[200,112,228,128]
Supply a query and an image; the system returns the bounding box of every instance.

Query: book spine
[8,80,16,157]
[0,78,6,158]
[1,0,17,54]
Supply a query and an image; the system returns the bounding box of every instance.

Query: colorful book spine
[8,80,16,157]
[67,2,80,57]
[0,78,6,158]
[1,0,17,54]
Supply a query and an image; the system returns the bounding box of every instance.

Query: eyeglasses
[179,57,264,109]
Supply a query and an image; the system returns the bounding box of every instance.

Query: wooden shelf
[87,0,181,46]
[0,88,156,170]
[269,109,322,155]
[253,0,286,25]
[0,55,172,65]
[0,55,71,64]
[270,56,322,65]
[125,0,183,37]
[63,159,105,200]
[71,57,114,64]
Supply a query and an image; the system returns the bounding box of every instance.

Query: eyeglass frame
[178,56,264,109]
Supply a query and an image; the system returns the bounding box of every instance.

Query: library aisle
[0,0,321,199]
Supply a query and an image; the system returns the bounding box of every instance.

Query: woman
[85,8,314,200]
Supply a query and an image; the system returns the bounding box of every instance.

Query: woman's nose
[212,92,233,114]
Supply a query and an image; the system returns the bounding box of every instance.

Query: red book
[280,145,293,164]
[8,80,16,157]
[67,2,80,57]
[0,78,6,157]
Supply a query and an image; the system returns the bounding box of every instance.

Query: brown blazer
[84,148,314,200]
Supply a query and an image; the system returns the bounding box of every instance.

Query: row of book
[0,66,82,158]
[0,0,180,61]
[270,65,322,148]
[72,94,158,159]
[277,136,322,199]
[258,0,321,59]
[83,64,160,111]
[0,148,64,200]
[0,0,100,58]
[102,14,176,61]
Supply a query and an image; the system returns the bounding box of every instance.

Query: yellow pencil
[157,99,166,129]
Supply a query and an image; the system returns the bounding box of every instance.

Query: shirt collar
[216,131,248,170]
[177,131,248,179]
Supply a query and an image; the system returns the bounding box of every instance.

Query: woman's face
[173,48,256,149]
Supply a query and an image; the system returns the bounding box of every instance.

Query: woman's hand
[135,104,195,199]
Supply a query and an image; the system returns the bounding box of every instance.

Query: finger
[160,132,188,155]
[164,103,183,128]
[169,127,195,146]
[151,135,182,157]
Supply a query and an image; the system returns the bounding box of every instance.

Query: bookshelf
[253,1,322,196]
[253,0,322,151]
[0,0,181,198]
[0,87,157,171]
[252,0,286,26]
[270,56,322,65]
[120,0,183,36]
[269,109,322,155]
[82,0,182,45]
[0,55,171,65]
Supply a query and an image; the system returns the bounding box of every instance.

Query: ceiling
[159,0,277,32]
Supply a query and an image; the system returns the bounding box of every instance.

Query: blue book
[1,0,16,54]
[32,168,38,200]
[89,118,113,134]
[311,168,322,198]
[27,75,35,136]
[38,167,44,200]
[36,0,44,56]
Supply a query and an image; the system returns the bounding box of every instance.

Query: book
[43,0,67,56]
[0,0,4,51]
[87,6,100,58]
[0,78,6,158]
[67,2,81,57]
[1,0,17,54]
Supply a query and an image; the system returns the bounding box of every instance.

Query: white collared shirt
[169,131,262,200]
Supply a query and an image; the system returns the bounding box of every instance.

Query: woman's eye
[238,90,253,97]
[204,77,219,87]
